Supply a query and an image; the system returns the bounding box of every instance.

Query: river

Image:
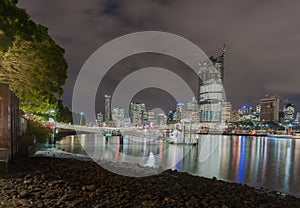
[56,134,300,197]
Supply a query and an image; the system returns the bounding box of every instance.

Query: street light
[79,112,84,126]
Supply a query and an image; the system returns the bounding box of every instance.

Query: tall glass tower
[198,45,225,124]
[104,95,112,121]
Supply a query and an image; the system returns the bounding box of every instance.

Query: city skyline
[18,0,300,113]
[102,93,298,127]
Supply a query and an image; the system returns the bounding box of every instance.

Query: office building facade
[283,103,295,123]
[104,95,112,121]
[130,102,145,126]
[260,96,279,122]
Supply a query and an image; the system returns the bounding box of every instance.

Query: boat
[267,134,293,139]
[168,130,197,145]
[293,133,300,139]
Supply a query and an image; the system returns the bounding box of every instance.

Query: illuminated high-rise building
[157,113,167,127]
[104,95,112,121]
[130,102,145,126]
[185,97,199,122]
[239,105,252,115]
[176,103,185,122]
[221,102,232,124]
[296,112,300,123]
[167,110,176,123]
[198,45,225,123]
[283,103,295,123]
[97,112,104,126]
[260,96,279,122]
[145,108,155,125]
[112,107,125,127]
[256,104,261,114]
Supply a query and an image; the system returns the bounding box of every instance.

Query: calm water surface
[57,134,300,197]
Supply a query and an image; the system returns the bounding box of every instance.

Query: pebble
[0,157,299,207]
[19,191,31,199]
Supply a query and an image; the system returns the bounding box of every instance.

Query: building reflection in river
[57,134,300,197]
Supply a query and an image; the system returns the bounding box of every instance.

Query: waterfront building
[256,104,261,114]
[176,103,185,122]
[239,105,253,115]
[104,95,112,121]
[232,110,242,122]
[96,112,104,126]
[130,102,145,126]
[260,96,280,122]
[167,110,176,123]
[123,118,131,128]
[221,102,232,124]
[198,46,225,124]
[185,97,199,122]
[145,108,155,125]
[253,104,261,121]
[283,103,295,123]
[241,114,259,122]
[157,113,167,127]
[112,107,125,127]
[296,112,300,123]
[235,105,259,122]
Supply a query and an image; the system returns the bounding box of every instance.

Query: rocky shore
[1,157,299,208]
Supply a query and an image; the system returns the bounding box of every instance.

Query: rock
[86,184,96,191]
[23,180,32,185]
[58,194,75,202]
[0,157,299,208]
[44,192,57,199]
[37,202,44,208]
[19,191,31,199]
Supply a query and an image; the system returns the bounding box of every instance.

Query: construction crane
[266,92,289,105]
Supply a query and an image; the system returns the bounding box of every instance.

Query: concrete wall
[0,83,20,170]
[18,135,35,156]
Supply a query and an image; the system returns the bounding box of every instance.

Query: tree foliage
[0,0,68,113]
[26,119,51,143]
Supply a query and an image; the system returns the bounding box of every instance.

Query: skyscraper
[104,95,112,121]
[260,96,279,122]
[112,107,125,127]
[221,102,232,124]
[211,44,226,83]
[130,102,145,126]
[157,113,167,127]
[185,97,199,122]
[198,45,225,123]
[145,108,155,125]
[97,112,104,126]
[176,103,185,122]
[283,103,295,123]
[296,112,300,123]
[167,110,176,123]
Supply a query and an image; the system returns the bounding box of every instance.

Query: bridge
[55,123,197,144]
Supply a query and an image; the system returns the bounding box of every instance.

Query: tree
[0,0,68,114]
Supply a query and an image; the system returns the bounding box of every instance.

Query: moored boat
[292,133,300,139]
[267,134,293,138]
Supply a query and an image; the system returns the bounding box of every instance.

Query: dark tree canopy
[0,0,68,113]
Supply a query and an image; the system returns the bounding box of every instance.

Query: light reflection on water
[57,134,300,197]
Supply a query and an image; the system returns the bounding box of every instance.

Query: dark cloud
[18,0,300,112]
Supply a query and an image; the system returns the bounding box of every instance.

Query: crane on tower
[266,93,288,105]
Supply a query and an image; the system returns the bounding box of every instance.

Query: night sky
[18,0,300,114]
